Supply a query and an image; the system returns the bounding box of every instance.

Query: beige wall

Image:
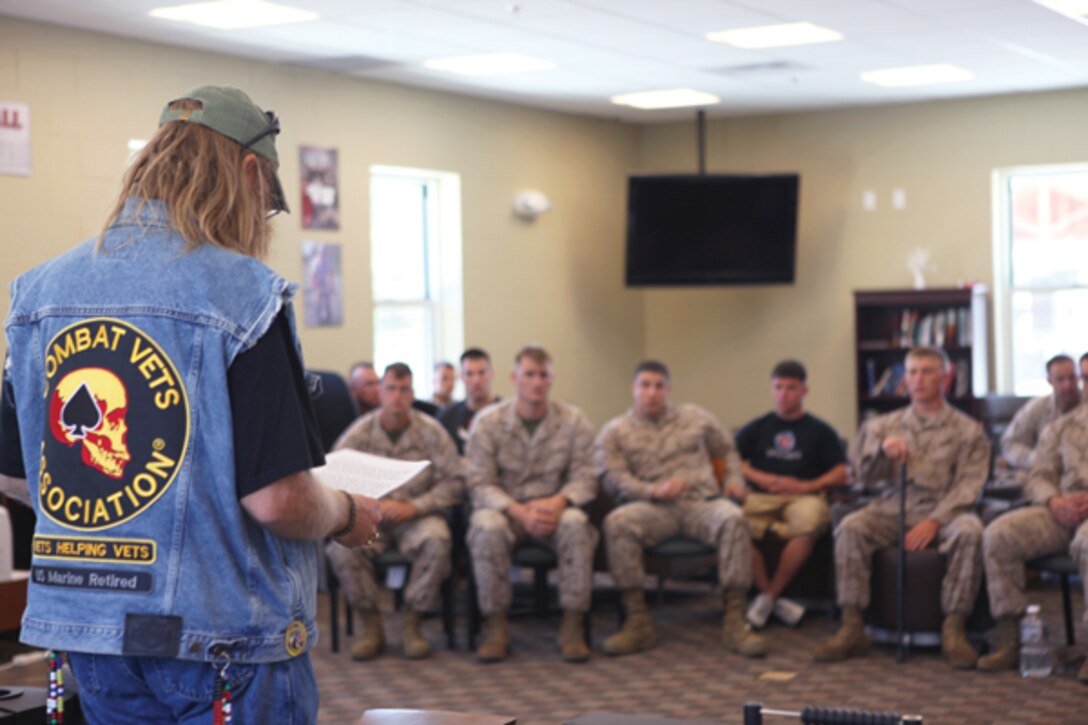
[636,89,1088,438]
[0,19,643,426]
[5,17,1088,437]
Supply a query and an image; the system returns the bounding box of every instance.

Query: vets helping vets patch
[39,318,189,531]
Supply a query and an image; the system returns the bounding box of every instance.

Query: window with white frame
[993,164,1088,395]
[369,165,463,400]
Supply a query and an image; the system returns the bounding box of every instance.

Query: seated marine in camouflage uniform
[814,347,989,669]
[998,354,1080,482]
[980,403,1088,682]
[326,363,464,660]
[465,345,599,663]
[596,360,767,658]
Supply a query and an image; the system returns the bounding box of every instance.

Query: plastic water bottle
[1019,604,1052,678]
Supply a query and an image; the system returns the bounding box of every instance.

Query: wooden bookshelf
[854,287,989,427]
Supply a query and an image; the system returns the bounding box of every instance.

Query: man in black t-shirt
[734,360,847,629]
[438,348,499,456]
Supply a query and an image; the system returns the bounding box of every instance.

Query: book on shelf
[955,361,970,397]
[886,306,973,348]
[867,362,905,397]
[933,310,946,347]
[957,307,971,346]
[865,359,967,399]
[944,360,957,396]
[869,365,894,397]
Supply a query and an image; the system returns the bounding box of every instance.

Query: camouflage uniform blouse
[851,404,989,525]
[595,403,742,503]
[333,409,464,516]
[466,399,597,511]
[1000,394,1065,472]
[1026,403,1088,506]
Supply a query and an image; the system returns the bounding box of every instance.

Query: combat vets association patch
[39,318,189,531]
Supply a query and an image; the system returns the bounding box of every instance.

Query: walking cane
[896,462,907,663]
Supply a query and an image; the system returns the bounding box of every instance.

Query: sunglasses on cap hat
[240,111,289,217]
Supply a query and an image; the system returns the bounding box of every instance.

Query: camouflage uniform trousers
[983,506,1088,621]
[834,505,983,614]
[325,514,452,613]
[603,498,753,591]
[467,507,599,615]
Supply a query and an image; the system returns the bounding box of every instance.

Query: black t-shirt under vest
[734,412,845,493]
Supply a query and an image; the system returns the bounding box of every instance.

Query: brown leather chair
[868,547,946,637]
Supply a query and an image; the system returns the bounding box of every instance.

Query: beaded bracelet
[330,490,355,538]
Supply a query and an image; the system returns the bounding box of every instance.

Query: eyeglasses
[240,110,280,151]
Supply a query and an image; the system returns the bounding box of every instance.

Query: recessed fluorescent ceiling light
[1032,0,1088,23]
[706,22,843,49]
[423,53,556,76]
[861,64,974,87]
[150,0,317,29]
[610,89,720,110]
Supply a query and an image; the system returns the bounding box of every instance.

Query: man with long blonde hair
[0,86,380,722]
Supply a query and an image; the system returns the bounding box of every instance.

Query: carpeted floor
[309,578,1086,724]
[3,576,1085,724]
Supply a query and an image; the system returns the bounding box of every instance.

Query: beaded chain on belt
[213,657,233,724]
[45,648,234,724]
[46,651,64,724]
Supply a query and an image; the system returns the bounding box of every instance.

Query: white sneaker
[773,596,805,627]
[746,593,774,628]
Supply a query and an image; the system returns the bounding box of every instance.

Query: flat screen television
[625,173,799,286]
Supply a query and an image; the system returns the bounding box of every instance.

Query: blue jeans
[66,652,318,724]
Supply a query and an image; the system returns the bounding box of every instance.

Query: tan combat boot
[813,606,871,662]
[558,610,590,663]
[977,617,1019,671]
[603,589,656,656]
[476,612,510,663]
[401,610,431,660]
[722,589,768,657]
[350,610,384,661]
[942,613,978,669]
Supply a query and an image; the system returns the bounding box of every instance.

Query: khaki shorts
[742,491,830,541]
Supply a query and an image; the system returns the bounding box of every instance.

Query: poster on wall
[0,101,31,176]
[300,145,339,230]
[302,241,343,327]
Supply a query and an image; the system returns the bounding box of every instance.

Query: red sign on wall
[0,101,31,176]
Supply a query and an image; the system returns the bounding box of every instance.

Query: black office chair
[1027,553,1079,645]
[307,369,358,453]
[326,547,457,653]
[644,536,717,605]
[465,540,593,650]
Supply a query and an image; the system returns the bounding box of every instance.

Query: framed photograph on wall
[301,241,343,327]
[0,101,31,176]
[299,145,339,230]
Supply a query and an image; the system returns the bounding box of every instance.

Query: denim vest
[5,199,318,664]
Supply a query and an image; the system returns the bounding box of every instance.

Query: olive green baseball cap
[159,85,289,214]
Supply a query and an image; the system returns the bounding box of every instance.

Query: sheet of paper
[313,449,430,499]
